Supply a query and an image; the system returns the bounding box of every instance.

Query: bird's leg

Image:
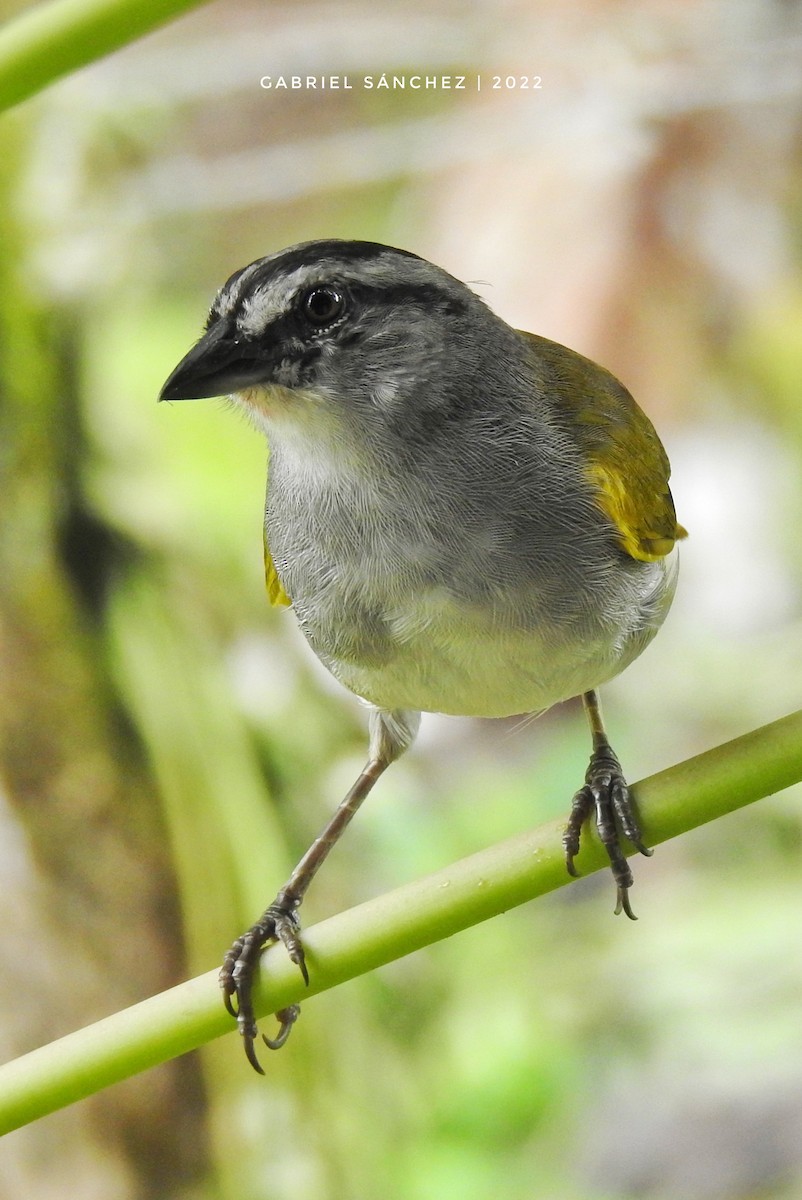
[563,689,652,919]
[220,759,386,1071]
[220,708,419,1072]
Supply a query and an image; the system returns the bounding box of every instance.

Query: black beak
[158,322,271,401]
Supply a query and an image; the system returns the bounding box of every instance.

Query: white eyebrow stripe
[237,287,283,335]
[231,263,338,335]
[214,261,263,318]
[216,249,451,336]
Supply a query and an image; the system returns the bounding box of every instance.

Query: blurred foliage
[0,0,209,111]
[1,1,802,1198]
[0,120,209,1196]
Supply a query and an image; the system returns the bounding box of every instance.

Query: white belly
[309,581,661,718]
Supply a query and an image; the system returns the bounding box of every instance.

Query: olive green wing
[521,332,687,562]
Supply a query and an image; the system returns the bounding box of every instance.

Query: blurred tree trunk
[0,128,209,1199]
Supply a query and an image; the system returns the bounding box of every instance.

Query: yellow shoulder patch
[585,461,687,563]
[263,526,291,607]
[263,447,291,606]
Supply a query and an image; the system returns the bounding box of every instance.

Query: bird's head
[159,239,510,455]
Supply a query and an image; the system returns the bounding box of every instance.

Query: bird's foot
[219,897,308,1073]
[563,741,652,919]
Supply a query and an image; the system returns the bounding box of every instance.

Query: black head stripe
[351,280,470,316]
[264,240,425,276]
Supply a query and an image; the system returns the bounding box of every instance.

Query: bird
[159,238,686,1071]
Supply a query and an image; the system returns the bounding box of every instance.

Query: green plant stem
[1,707,801,1134]
[0,0,209,112]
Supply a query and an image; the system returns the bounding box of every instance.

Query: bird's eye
[301,285,346,327]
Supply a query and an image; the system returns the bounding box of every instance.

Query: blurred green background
[2,0,802,1196]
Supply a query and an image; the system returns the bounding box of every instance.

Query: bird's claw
[614,885,637,920]
[563,743,651,919]
[219,900,308,1073]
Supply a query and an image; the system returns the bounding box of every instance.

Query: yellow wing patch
[263,445,291,606]
[263,525,291,607]
[585,461,687,562]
